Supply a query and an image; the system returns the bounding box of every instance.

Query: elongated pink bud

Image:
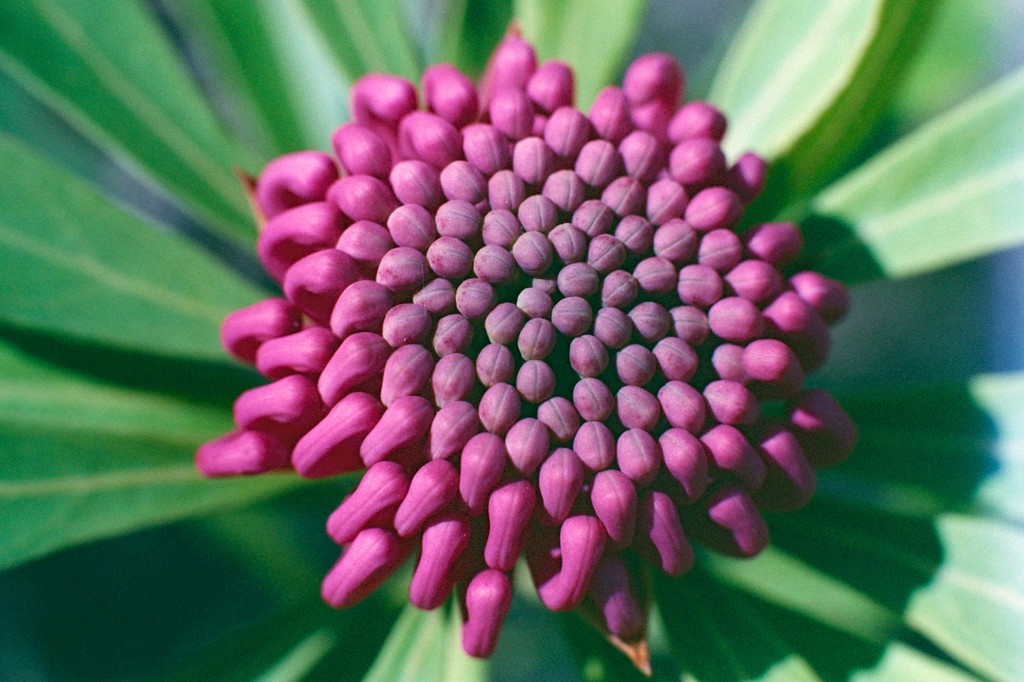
[539,448,584,524]
[788,389,857,466]
[330,280,393,339]
[789,271,850,324]
[461,569,513,658]
[337,220,394,269]
[459,433,507,514]
[394,459,460,537]
[505,417,551,476]
[617,429,662,486]
[409,514,472,609]
[256,151,338,219]
[480,33,537,104]
[332,123,392,178]
[762,291,831,372]
[351,74,417,129]
[258,202,344,282]
[328,175,398,224]
[701,424,766,490]
[657,381,706,433]
[573,421,616,471]
[233,374,322,439]
[398,111,463,169]
[283,249,359,324]
[256,327,338,379]
[389,160,443,210]
[489,88,534,142]
[292,392,385,477]
[479,382,521,436]
[360,395,434,466]
[432,353,475,407]
[318,332,390,406]
[703,379,759,425]
[221,298,301,364]
[380,344,434,406]
[742,338,803,398]
[485,480,536,570]
[694,486,769,557]
[463,124,512,176]
[754,421,816,511]
[433,313,474,356]
[429,401,479,460]
[327,461,409,544]
[538,397,581,443]
[322,528,411,608]
[743,222,802,266]
[591,469,638,548]
[196,429,289,477]
[589,87,632,143]
[589,554,646,640]
[638,491,693,576]
[423,64,479,128]
[534,515,607,611]
[659,428,708,502]
[544,107,591,161]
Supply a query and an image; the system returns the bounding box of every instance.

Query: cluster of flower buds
[198,33,855,659]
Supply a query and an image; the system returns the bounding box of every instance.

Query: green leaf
[515,0,648,109]
[159,0,348,157]
[362,603,488,682]
[905,515,1024,681]
[853,642,983,682]
[805,67,1024,282]
[0,0,253,242]
[0,135,264,361]
[427,0,512,77]
[254,629,337,682]
[298,0,423,83]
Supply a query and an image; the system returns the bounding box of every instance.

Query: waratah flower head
[198,32,856,661]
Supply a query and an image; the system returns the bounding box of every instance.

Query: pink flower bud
[486,481,536,570]
[637,491,693,576]
[633,257,676,295]
[376,246,429,294]
[616,344,657,386]
[221,298,301,364]
[601,270,639,309]
[517,195,559,235]
[409,513,472,609]
[514,231,556,276]
[668,101,727,143]
[762,291,831,371]
[398,111,462,169]
[754,421,816,511]
[462,123,512,175]
[256,327,339,379]
[490,89,535,141]
[426,236,474,279]
[703,379,759,425]
[540,447,585,526]
[488,169,526,211]
[657,381,706,433]
[196,429,289,477]
[432,353,475,407]
[573,377,615,421]
[743,222,802,266]
[327,461,409,544]
[478,383,521,435]
[505,417,551,476]
[518,317,557,360]
[318,332,391,406]
[694,486,769,557]
[481,208,522,247]
[476,343,515,387]
[332,124,392,178]
[480,34,537,103]
[616,215,655,256]
[619,130,663,183]
[701,424,766,490]
[685,186,742,231]
[591,470,638,548]
[677,263,723,308]
[575,139,622,189]
[474,245,516,284]
[544,107,592,161]
[708,296,765,342]
[573,199,615,236]
[441,160,487,203]
[589,87,632,143]
[351,74,417,129]
[389,160,443,210]
[788,389,857,466]
[726,152,768,203]
[724,259,784,303]
[359,394,434,465]
[455,278,497,319]
[617,385,661,431]
[380,303,432,348]
[532,515,607,611]
[668,138,726,186]
[432,313,474,356]
[459,432,508,513]
[259,202,344,282]
[513,136,555,186]
[602,176,646,217]
[233,374,322,439]
[590,554,646,640]
[412,278,455,315]
[588,234,627,273]
[461,569,513,658]
[742,338,803,398]
[322,527,411,608]
[624,53,684,108]
[256,151,338,219]
[670,305,710,345]
[547,224,587,265]
[574,421,616,471]
[527,60,574,113]
[517,360,556,404]
[330,280,393,338]
[538,397,581,443]
[653,336,698,382]
[646,179,689,225]
[423,64,479,128]
[789,271,850,323]
[380,343,434,406]
[594,306,633,349]
[292,392,384,477]
[328,175,398,224]
[387,204,436,251]
[283,249,359,323]
[394,459,459,536]
[659,428,708,502]
[712,343,748,383]
[617,428,662,486]
[517,286,553,319]
[569,335,609,377]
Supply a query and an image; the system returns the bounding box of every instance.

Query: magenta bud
[518,317,557,360]
[554,262,597,298]
[515,198,556,238]
[653,336,698,382]
[698,486,770,557]
[727,152,768,203]
[283,249,359,323]
[433,313,474,356]
[573,377,615,421]
[552,299,592,340]
[659,428,709,502]
[398,111,462,169]
[462,569,513,658]
[712,343,748,383]
[668,138,726,186]
[677,263,724,308]
[481,208,522,248]
[413,278,456,315]
[460,432,508,512]
[742,338,803,398]
[462,123,512,176]
[381,304,432,348]
[590,555,646,640]
[351,73,417,128]
[616,344,657,386]
[376,246,429,294]
[646,179,689,225]
[482,303,524,345]
[617,385,661,431]
[624,53,684,107]
[196,430,288,477]
[668,101,727,143]
[389,160,443,210]
[292,392,385,477]
[455,278,497,319]
[505,417,551,475]
[488,169,526,211]
[490,89,535,141]
[701,424,765,490]
[327,461,410,544]
[328,175,398,224]
[724,259,783,303]
[221,298,300,364]
[591,470,638,548]
[322,527,411,609]
[486,481,537,570]
[628,300,672,342]
[619,130,663,183]
[704,380,759,426]
[601,270,639,309]
[538,397,581,443]
[588,234,627,273]
[788,389,857,466]
[436,199,483,240]
[440,160,487,204]
[474,245,516,284]
[481,32,537,98]
[423,64,479,128]
[544,106,592,160]
[337,219,394,268]
[360,395,434,465]
[617,429,662,487]
[318,331,391,406]
[526,60,574,113]
[234,375,321,438]
[256,151,338,219]
[589,87,632,143]
[517,360,556,404]
[601,176,646,217]
[394,459,459,537]
[330,280,393,338]
[638,491,693,576]
[387,204,436,251]
[432,353,475,407]
[670,305,710,345]
[410,514,472,609]
[657,381,706,433]
[517,286,553,319]
[512,230,553,276]
[789,271,850,324]
[380,344,434,406]
[479,383,521,436]
[259,202,344,282]
[575,139,622,189]
[573,199,615,237]
[685,186,742,231]
[699,229,743,273]
[574,421,616,471]
[744,222,803,266]
[535,515,607,611]
[612,221,651,261]
[762,291,831,371]
[426,236,474,279]
[256,327,338,379]
[754,422,815,511]
[513,136,555,186]
[594,307,633,350]
[569,335,609,377]
[332,123,391,178]
[544,169,587,214]
[708,296,765,342]
[476,343,515,387]
[549,224,588,264]
[539,448,585,524]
